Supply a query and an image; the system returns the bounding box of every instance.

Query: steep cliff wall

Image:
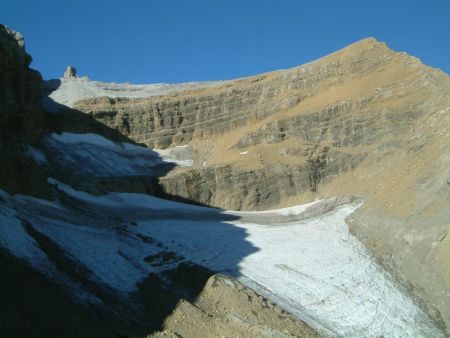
[74,38,398,149]
[70,39,449,214]
[0,24,46,194]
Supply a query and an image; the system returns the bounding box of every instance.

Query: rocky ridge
[0,24,46,195]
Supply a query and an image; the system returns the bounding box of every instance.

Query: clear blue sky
[1,0,449,83]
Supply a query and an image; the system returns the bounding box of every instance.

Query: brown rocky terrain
[148,275,322,338]
[67,38,450,334]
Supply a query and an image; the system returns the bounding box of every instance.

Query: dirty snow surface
[43,76,227,110]
[36,132,192,178]
[0,182,443,338]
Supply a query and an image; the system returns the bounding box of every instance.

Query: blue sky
[1,0,449,83]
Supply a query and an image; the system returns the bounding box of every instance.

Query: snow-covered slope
[42,132,192,178]
[0,132,443,336]
[0,181,444,337]
[43,76,227,110]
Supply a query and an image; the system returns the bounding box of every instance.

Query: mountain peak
[321,36,391,62]
[349,36,382,47]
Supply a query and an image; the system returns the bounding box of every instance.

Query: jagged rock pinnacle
[63,65,77,78]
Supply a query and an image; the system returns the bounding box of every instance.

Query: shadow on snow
[0,82,258,338]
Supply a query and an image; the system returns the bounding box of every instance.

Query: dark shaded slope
[0,24,47,196]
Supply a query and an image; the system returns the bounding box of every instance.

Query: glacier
[0,181,444,337]
[0,132,444,337]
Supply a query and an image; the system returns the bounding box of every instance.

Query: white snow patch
[136,203,443,337]
[50,132,150,154]
[50,132,121,148]
[47,133,193,175]
[48,179,212,212]
[0,193,49,269]
[155,145,194,167]
[29,218,155,293]
[230,199,321,216]
[44,76,229,109]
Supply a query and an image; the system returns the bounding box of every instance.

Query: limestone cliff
[61,38,450,334]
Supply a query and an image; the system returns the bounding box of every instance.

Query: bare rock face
[0,24,43,141]
[0,24,46,194]
[148,274,323,338]
[73,38,449,212]
[63,65,77,78]
[68,38,450,334]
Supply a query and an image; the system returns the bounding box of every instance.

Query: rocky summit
[0,23,449,338]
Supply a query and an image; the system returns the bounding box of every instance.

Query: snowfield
[0,182,444,337]
[43,76,228,109]
[35,132,193,178]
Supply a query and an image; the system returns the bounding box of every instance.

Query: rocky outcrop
[0,25,44,145]
[0,24,46,194]
[148,275,323,338]
[63,65,77,78]
[159,148,364,210]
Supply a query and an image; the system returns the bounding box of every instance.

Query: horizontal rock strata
[65,38,450,334]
